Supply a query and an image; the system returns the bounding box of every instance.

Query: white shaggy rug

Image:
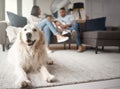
[0,47,120,89]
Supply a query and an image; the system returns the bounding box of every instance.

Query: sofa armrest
[106,26,120,31]
[0,21,8,45]
[0,21,11,26]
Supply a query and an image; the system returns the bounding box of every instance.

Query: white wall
[1,0,120,27]
[86,0,120,27]
[0,0,85,20]
[1,0,22,21]
[36,0,85,15]
[5,0,17,21]
[22,0,34,17]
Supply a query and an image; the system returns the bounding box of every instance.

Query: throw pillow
[85,17,106,31]
[7,11,27,27]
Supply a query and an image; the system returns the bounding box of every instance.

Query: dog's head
[17,24,45,46]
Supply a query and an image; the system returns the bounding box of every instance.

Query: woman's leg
[43,26,51,46]
[38,19,69,43]
[38,19,57,35]
[43,26,52,53]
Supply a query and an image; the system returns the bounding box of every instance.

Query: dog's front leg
[47,58,54,65]
[40,66,55,82]
[15,67,31,88]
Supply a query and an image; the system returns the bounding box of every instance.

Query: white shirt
[28,15,42,26]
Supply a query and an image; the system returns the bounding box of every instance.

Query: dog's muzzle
[26,32,32,39]
[27,39,36,46]
[26,32,35,46]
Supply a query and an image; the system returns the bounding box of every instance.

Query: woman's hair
[31,5,40,17]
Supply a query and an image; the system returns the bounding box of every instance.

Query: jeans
[69,21,81,46]
[37,19,58,46]
[38,19,57,35]
[43,26,51,46]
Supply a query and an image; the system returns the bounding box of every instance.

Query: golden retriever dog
[7,24,55,88]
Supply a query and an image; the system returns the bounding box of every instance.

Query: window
[5,0,34,21]
[22,0,34,18]
[5,0,17,21]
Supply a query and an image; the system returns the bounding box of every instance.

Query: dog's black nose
[26,32,32,39]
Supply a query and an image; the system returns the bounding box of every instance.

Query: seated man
[56,7,86,52]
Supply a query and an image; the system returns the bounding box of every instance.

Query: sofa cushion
[83,31,120,40]
[7,11,27,27]
[85,17,106,31]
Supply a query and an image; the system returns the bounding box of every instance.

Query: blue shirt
[57,15,75,25]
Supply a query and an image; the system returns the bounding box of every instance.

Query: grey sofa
[79,17,120,53]
[50,32,76,49]
[0,21,76,51]
[83,30,120,54]
[1,20,120,54]
[50,24,120,54]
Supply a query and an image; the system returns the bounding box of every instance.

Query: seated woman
[29,5,69,53]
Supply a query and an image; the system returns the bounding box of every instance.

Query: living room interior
[0,0,120,89]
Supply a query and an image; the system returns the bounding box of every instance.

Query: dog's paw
[46,75,56,82]
[16,79,32,88]
[47,59,54,65]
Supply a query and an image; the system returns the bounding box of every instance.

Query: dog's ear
[35,30,45,49]
[39,30,45,45]
[35,29,45,47]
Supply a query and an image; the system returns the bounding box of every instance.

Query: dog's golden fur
[7,24,55,88]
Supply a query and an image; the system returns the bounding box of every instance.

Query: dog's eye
[33,29,37,32]
[24,29,27,31]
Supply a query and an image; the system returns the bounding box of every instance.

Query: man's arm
[76,19,86,23]
[76,15,89,23]
[63,23,72,28]
[55,21,72,29]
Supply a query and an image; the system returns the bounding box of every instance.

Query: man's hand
[47,16,54,22]
[61,23,72,29]
[61,25,67,29]
[76,19,86,23]
[55,22,67,29]
[55,21,72,30]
